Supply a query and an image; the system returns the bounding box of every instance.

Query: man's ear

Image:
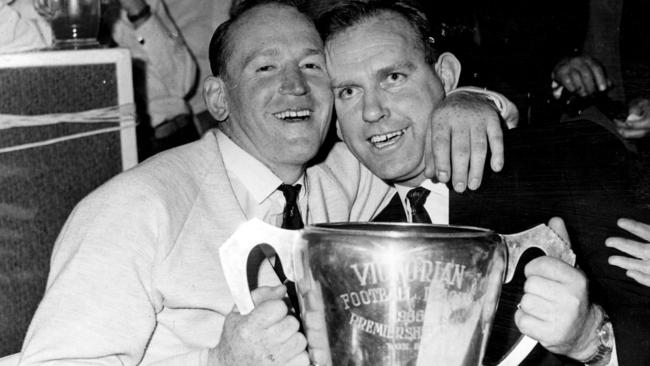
[434,52,461,93]
[203,76,229,121]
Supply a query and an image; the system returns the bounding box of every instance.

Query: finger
[617,218,650,241]
[518,292,554,320]
[467,124,487,190]
[575,61,597,95]
[266,314,302,343]
[310,346,332,366]
[615,119,627,129]
[615,117,650,138]
[252,285,287,306]
[432,121,451,183]
[249,294,290,326]
[625,116,650,129]
[285,350,310,366]
[606,237,650,259]
[569,69,586,96]
[523,273,578,304]
[608,255,650,273]
[524,256,583,285]
[514,308,546,340]
[304,309,327,332]
[548,216,570,244]
[277,333,309,365]
[626,270,650,287]
[618,127,650,139]
[583,57,608,92]
[487,116,504,172]
[450,126,470,192]
[423,122,436,179]
[629,102,645,117]
[556,68,577,93]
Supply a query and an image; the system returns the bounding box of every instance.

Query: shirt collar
[395,179,448,208]
[216,129,306,204]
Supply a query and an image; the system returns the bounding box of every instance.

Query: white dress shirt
[217,129,308,226]
[395,179,449,224]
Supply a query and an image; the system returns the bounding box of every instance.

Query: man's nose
[362,89,389,123]
[279,66,309,95]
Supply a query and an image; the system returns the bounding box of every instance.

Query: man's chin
[373,166,424,186]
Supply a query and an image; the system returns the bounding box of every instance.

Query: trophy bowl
[221,219,575,366]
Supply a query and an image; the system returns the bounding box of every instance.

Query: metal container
[221,219,575,366]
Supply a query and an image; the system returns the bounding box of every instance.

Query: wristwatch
[584,305,614,365]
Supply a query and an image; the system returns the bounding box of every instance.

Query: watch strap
[584,305,613,365]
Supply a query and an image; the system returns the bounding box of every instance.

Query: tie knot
[278,184,302,205]
[407,187,430,208]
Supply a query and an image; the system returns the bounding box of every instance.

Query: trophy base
[51,39,102,50]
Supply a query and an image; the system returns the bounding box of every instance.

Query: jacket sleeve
[18,180,164,365]
[451,86,520,129]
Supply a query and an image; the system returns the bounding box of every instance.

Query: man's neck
[271,167,305,185]
[394,173,427,188]
[217,125,305,184]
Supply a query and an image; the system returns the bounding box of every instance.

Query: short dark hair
[208,0,309,78]
[316,0,444,64]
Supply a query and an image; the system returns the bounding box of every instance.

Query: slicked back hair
[208,0,309,79]
[316,0,443,65]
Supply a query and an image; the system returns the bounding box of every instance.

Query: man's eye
[387,73,406,83]
[303,63,322,70]
[256,65,275,72]
[337,88,357,99]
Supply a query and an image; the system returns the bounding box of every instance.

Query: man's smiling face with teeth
[368,128,407,148]
[325,12,449,185]
[213,4,332,178]
[273,109,312,121]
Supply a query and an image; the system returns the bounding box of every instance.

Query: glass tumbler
[34,0,101,49]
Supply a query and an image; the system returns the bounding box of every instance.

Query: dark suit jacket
[373,120,650,365]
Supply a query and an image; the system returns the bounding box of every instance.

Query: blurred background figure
[0,0,50,53]
[100,0,199,158]
[416,0,590,125]
[162,0,232,134]
[419,0,650,143]
[575,0,650,140]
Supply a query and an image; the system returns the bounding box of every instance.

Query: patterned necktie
[278,184,304,229]
[274,184,303,323]
[407,187,432,223]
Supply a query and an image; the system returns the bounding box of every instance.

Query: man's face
[220,4,332,173]
[325,13,446,184]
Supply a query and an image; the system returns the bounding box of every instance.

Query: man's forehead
[242,47,324,66]
[325,17,422,83]
[232,7,320,46]
[231,3,316,38]
[225,4,323,69]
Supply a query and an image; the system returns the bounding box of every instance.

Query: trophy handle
[492,224,577,366]
[501,224,576,283]
[219,218,302,314]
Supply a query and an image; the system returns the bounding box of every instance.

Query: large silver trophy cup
[221,219,575,366]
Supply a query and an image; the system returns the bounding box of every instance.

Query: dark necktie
[274,184,303,322]
[407,187,432,223]
[278,184,304,229]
